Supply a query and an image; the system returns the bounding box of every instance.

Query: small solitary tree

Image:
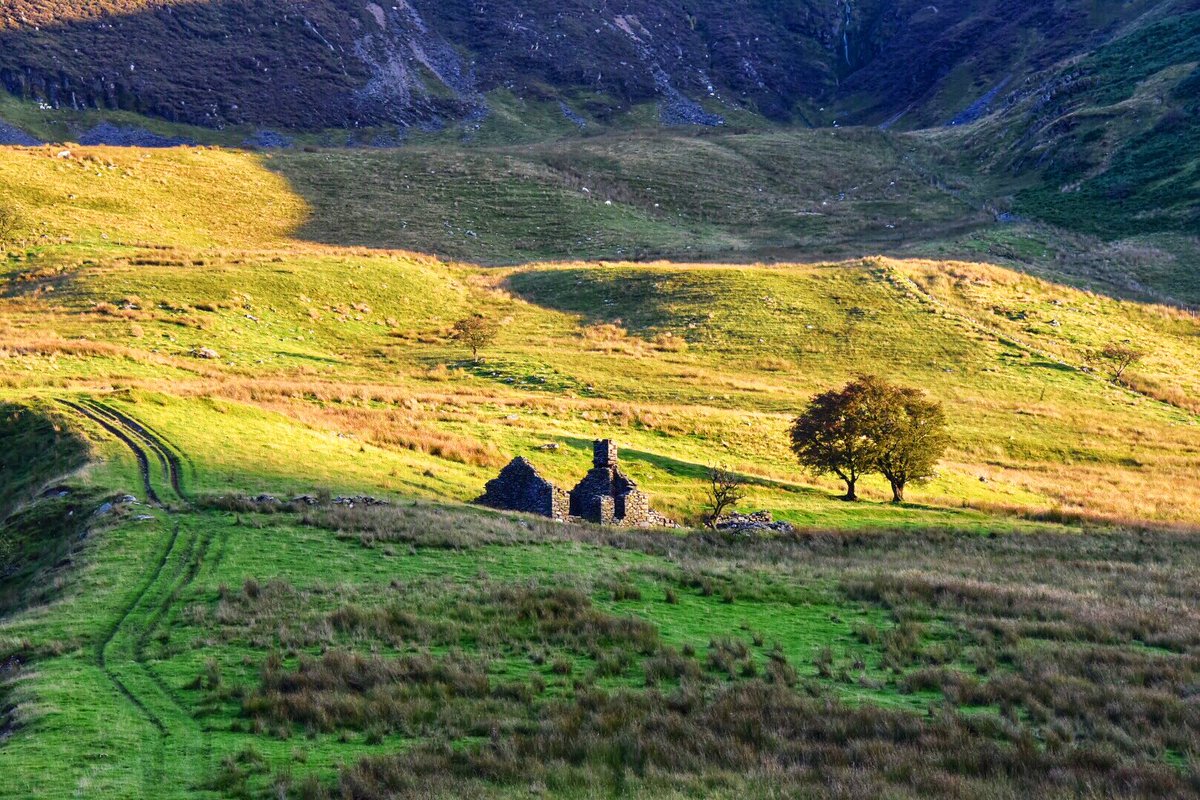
[868,384,949,503]
[790,377,882,501]
[703,465,747,528]
[0,206,21,249]
[452,314,498,362]
[1087,342,1146,382]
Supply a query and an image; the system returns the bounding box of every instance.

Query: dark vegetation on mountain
[1003,12,1200,235]
[1,0,1196,130]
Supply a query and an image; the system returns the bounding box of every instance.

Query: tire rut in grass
[138,523,218,716]
[94,521,179,737]
[59,400,161,506]
[58,397,212,792]
[78,399,189,505]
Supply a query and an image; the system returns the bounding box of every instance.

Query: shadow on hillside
[260,140,1001,268]
[1,0,1197,316]
[261,143,1200,313]
[553,435,854,503]
[1029,360,1075,372]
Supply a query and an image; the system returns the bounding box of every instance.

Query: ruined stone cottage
[476,456,570,521]
[477,440,669,527]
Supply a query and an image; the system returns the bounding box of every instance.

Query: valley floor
[2,439,1199,798]
[0,137,1198,797]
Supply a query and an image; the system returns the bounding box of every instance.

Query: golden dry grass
[1,145,1198,528]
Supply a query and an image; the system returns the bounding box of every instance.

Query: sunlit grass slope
[2,429,1197,798]
[0,146,304,249]
[1,133,1200,800]
[0,142,1197,524]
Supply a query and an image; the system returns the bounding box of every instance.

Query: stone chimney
[593,439,618,469]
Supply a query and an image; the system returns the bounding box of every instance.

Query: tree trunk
[890,481,905,503]
[843,478,858,501]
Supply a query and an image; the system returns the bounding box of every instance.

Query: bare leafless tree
[704,465,747,528]
[1087,342,1146,382]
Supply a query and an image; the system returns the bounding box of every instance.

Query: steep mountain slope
[995,11,1200,235]
[1,0,1195,131]
[837,0,1200,128]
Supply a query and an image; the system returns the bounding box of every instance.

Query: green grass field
[1,131,1199,798]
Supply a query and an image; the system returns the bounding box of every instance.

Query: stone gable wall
[594,439,619,469]
[477,457,568,521]
[616,487,650,526]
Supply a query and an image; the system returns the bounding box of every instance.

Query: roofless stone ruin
[476,440,673,527]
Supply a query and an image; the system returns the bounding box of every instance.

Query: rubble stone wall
[476,457,568,521]
[617,489,651,526]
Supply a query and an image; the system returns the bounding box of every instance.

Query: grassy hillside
[0,126,986,267]
[1,143,1198,524]
[267,127,988,262]
[1,99,1197,282]
[951,10,1200,237]
[0,133,1199,798]
[4,488,1198,799]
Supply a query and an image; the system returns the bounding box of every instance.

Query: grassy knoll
[0,135,1199,798]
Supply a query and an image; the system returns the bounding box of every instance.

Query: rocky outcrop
[241,130,293,150]
[476,456,569,521]
[78,122,195,147]
[0,0,1179,132]
[0,0,835,130]
[0,119,40,146]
